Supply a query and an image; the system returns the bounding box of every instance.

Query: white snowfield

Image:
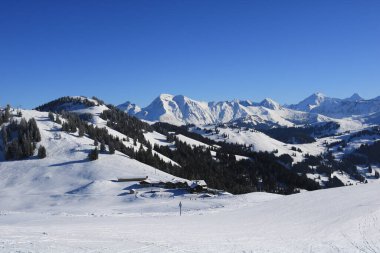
[1,182,380,252]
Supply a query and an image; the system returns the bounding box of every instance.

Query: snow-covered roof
[189,180,207,188]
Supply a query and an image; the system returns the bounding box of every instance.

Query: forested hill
[28,96,320,194]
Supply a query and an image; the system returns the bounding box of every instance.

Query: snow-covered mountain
[119,93,380,128]
[117,101,141,115]
[288,92,332,111]
[119,94,339,127]
[344,93,363,102]
[288,92,380,119]
[133,94,215,126]
[257,98,282,110]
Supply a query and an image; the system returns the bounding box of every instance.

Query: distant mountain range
[118,93,380,127]
[289,93,380,118]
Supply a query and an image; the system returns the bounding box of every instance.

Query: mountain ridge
[117,92,379,127]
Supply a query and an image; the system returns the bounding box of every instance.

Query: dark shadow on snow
[49,159,88,167]
[65,181,94,194]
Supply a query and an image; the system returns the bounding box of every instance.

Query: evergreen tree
[88,148,99,160]
[2,117,42,160]
[4,105,11,122]
[109,143,115,154]
[20,134,33,158]
[100,141,106,152]
[367,164,372,173]
[28,118,41,142]
[38,145,47,158]
[35,96,96,112]
[19,118,28,131]
[1,126,7,144]
[61,122,69,132]
[78,125,85,137]
[48,112,55,121]
[5,140,22,160]
[55,115,62,124]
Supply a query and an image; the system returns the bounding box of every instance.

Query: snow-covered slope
[0,109,183,211]
[36,96,181,166]
[1,178,380,252]
[193,126,326,163]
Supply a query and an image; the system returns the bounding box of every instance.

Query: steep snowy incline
[134,94,215,126]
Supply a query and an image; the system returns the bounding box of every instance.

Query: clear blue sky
[1,0,379,108]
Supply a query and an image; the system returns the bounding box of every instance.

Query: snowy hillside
[35,96,180,166]
[193,125,326,163]
[0,109,186,211]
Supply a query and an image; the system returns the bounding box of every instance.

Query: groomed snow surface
[1,183,380,253]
